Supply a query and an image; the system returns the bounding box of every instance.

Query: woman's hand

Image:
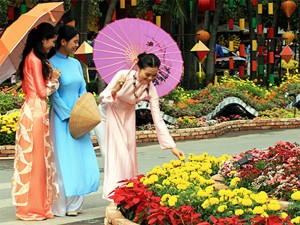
[50,69,61,83]
[111,77,126,97]
[171,147,184,159]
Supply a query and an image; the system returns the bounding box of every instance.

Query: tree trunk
[181,0,199,90]
[75,0,88,43]
[267,0,282,87]
[104,0,118,26]
[246,0,257,80]
[206,0,225,86]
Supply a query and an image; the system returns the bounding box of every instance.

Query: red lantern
[229,18,234,30]
[252,0,257,5]
[198,0,211,12]
[282,0,296,18]
[239,66,244,78]
[229,58,234,70]
[196,30,210,42]
[155,0,161,3]
[257,24,263,35]
[239,44,245,57]
[252,60,257,72]
[210,0,215,10]
[269,52,274,64]
[147,10,153,22]
[71,0,76,7]
[258,45,263,56]
[8,7,14,21]
[268,27,274,38]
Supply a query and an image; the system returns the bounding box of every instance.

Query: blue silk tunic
[50,52,100,197]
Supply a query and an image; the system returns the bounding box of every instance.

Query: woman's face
[42,35,58,54]
[138,66,158,85]
[60,34,80,55]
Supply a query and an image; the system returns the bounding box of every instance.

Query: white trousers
[52,158,83,216]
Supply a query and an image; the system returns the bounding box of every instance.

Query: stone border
[1,118,300,157]
[105,203,137,225]
[135,118,300,143]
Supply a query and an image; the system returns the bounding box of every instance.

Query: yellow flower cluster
[291,191,300,201]
[0,111,19,134]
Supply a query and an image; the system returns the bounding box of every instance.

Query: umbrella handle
[125,59,138,77]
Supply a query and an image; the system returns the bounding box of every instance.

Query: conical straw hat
[69,92,101,139]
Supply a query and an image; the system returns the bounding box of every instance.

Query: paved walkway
[0,128,299,225]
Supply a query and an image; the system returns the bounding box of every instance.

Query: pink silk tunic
[11,51,59,220]
[99,69,176,200]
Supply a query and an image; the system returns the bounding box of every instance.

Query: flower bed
[106,141,300,225]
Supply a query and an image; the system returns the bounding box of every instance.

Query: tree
[205,0,226,85]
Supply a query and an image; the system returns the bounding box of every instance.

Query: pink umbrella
[93,18,183,98]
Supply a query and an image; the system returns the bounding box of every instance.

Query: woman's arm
[98,70,127,104]
[149,84,184,159]
[26,56,60,98]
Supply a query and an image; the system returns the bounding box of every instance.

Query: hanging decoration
[280,45,294,63]
[281,0,297,30]
[257,3,262,14]
[155,0,161,3]
[229,0,234,7]
[282,0,297,17]
[156,16,161,27]
[240,0,245,6]
[269,52,274,64]
[239,44,245,57]
[252,60,257,72]
[190,41,210,80]
[268,27,274,38]
[147,10,153,22]
[239,18,245,31]
[282,31,295,45]
[252,40,257,51]
[229,41,234,51]
[268,3,274,14]
[229,18,234,30]
[120,0,125,9]
[20,4,27,14]
[131,0,137,6]
[8,7,14,21]
[71,0,76,7]
[239,66,244,78]
[251,17,257,29]
[198,0,211,12]
[210,0,215,10]
[229,58,234,70]
[196,30,210,42]
[258,45,263,56]
[257,24,263,35]
[252,0,257,6]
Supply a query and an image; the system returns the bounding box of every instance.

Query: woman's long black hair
[17,22,57,80]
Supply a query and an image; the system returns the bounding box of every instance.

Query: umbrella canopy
[93,18,183,98]
[74,41,93,65]
[0,2,64,84]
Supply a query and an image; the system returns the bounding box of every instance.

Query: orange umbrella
[0,2,64,84]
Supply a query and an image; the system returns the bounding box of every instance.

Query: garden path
[0,128,299,225]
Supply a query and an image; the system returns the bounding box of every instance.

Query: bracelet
[118,81,124,86]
